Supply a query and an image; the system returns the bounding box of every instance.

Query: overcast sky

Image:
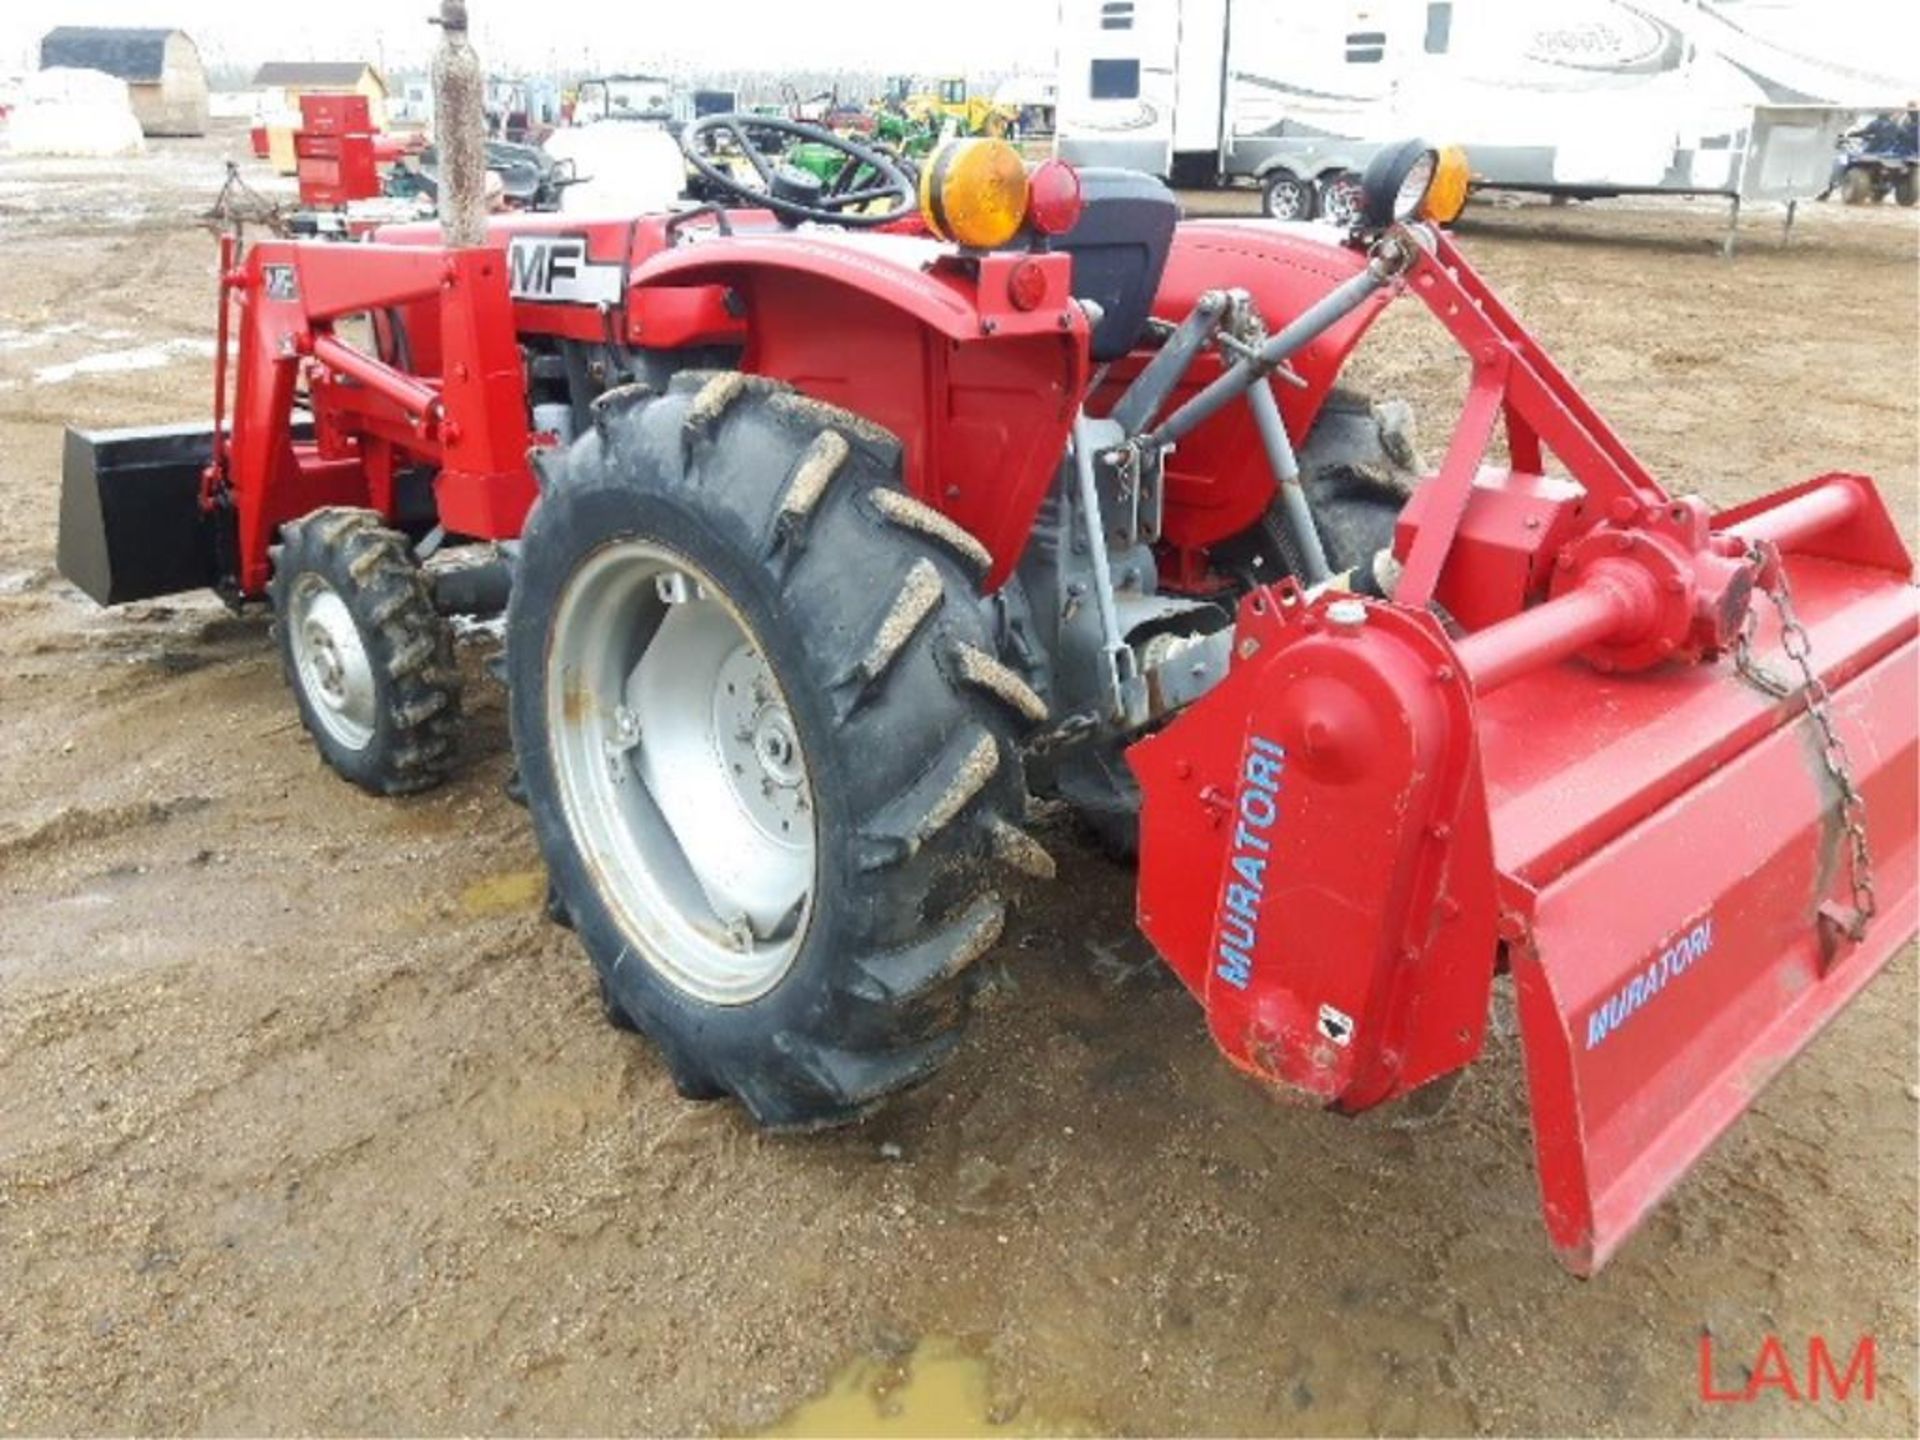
[6,1,1061,75]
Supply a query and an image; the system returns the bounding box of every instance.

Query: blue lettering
[1245,751,1284,792]
[1213,734,1286,993]
[1585,911,1716,1049]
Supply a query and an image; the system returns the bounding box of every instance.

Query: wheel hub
[546,541,817,1005]
[712,644,810,840]
[288,574,377,750]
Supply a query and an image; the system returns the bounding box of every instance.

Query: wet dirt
[0,133,1915,1436]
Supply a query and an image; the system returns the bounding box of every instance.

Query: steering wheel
[682,113,917,228]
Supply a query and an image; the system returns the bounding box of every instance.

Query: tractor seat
[1051,168,1178,362]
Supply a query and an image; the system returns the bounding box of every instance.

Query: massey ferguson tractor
[57,108,1917,1273]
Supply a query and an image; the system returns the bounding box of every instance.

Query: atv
[1830,108,1919,206]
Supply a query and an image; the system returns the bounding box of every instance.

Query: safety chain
[1732,540,1876,938]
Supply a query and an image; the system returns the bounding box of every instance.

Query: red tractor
[58,120,1917,1275]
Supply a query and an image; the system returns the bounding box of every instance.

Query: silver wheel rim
[289,572,378,751]
[1266,176,1308,220]
[546,539,816,1005]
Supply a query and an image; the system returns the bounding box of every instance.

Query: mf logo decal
[262,264,298,301]
[506,235,622,306]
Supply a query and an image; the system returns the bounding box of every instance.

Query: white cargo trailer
[1056,0,1917,225]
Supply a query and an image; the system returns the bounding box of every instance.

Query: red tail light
[1007,257,1048,311]
[1026,160,1084,236]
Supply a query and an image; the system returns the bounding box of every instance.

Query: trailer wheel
[1260,169,1315,221]
[270,508,461,795]
[1317,170,1366,229]
[508,373,1050,1128]
[1840,165,1876,205]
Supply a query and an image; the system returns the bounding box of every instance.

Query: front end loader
[54,110,1918,1274]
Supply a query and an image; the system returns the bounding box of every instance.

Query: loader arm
[212,239,535,596]
[1130,226,1919,1274]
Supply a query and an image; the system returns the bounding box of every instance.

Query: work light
[919,138,1031,249]
[1359,139,1473,230]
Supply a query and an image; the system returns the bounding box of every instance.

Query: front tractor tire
[508,373,1052,1128]
[270,508,461,795]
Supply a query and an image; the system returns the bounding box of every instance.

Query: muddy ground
[0,132,1915,1437]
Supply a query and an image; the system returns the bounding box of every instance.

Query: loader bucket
[57,421,225,606]
[1130,474,1918,1274]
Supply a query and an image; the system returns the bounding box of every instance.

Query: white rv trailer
[1056,0,1917,220]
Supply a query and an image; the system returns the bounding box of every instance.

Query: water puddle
[763,1336,1075,1438]
[457,868,545,917]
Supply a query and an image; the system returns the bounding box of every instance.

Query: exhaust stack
[431,0,487,248]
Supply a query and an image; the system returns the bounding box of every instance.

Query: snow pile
[33,337,216,387]
[5,69,146,158]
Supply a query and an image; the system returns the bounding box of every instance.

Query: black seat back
[1050,169,1178,362]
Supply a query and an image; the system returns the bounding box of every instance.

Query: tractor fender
[631,236,1088,589]
[631,233,1080,344]
[1096,222,1397,556]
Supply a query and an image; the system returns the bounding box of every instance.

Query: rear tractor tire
[1216,386,1422,597]
[270,508,461,795]
[507,372,1054,1128]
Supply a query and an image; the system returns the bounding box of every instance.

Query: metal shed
[39,27,209,138]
